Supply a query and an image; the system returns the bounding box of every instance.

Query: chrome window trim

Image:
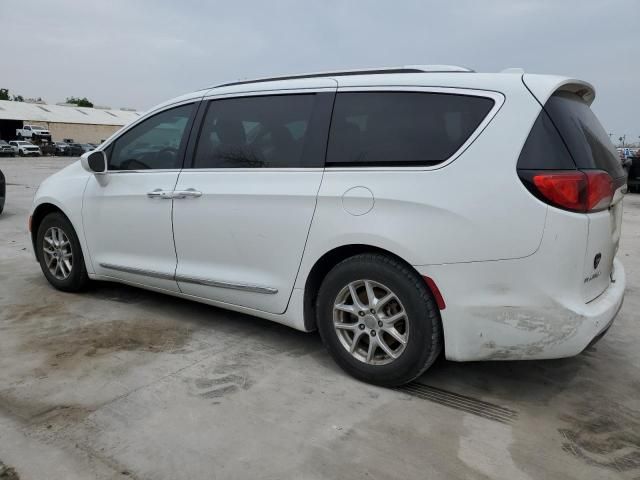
[99,263,278,294]
[106,169,182,174]
[202,85,338,102]
[179,167,324,173]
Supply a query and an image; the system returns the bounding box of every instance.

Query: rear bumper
[415,257,626,362]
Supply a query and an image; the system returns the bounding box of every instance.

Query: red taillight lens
[533,172,585,211]
[584,171,613,211]
[530,170,613,213]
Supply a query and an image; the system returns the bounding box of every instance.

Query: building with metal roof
[0,100,141,143]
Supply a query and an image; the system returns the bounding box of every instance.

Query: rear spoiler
[522,74,596,107]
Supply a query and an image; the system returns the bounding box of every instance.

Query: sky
[2,0,639,143]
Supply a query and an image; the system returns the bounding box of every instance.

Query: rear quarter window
[326,92,495,166]
[543,92,625,179]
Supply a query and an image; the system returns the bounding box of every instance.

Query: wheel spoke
[348,283,365,310]
[350,330,365,353]
[45,255,55,267]
[334,322,357,331]
[366,337,377,362]
[63,259,72,273]
[377,335,398,359]
[382,310,406,325]
[375,293,394,311]
[44,237,55,247]
[383,326,407,345]
[364,280,376,308]
[335,303,357,315]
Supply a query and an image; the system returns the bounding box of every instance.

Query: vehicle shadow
[85,278,596,406]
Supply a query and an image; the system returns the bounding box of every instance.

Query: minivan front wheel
[316,253,442,386]
[36,212,89,292]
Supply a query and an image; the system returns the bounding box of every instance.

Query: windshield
[31,126,46,131]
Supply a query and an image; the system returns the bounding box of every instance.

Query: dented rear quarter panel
[417,207,626,361]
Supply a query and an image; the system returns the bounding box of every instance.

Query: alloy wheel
[333,279,409,365]
[42,227,73,280]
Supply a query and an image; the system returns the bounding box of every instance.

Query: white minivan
[30,66,626,386]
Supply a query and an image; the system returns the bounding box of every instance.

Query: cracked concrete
[0,157,639,479]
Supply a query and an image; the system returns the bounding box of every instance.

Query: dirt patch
[559,401,640,473]
[3,302,68,325]
[0,388,95,426]
[87,284,148,304]
[29,318,194,367]
[0,461,19,480]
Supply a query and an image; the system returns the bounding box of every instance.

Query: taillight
[521,170,613,213]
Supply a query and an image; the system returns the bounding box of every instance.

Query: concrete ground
[0,157,638,480]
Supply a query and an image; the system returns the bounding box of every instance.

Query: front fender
[31,161,93,273]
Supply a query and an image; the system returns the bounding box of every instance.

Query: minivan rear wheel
[316,253,442,386]
[36,212,89,292]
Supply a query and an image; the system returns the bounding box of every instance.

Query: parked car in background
[16,125,52,142]
[8,140,41,156]
[0,167,5,214]
[627,152,640,193]
[80,144,96,153]
[30,66,627,386]
[65,143,86,156]
[40,142,56,156]
[0,140,15,157]
[87,143,99,150]
[54,142,71,156]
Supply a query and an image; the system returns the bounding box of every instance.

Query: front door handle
[147,189,173,199]
[172,188,202,199]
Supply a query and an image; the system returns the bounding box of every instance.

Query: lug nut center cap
[363,315,377,330]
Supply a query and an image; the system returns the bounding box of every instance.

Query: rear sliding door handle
[147,189,173,199]
[172,188,202,199]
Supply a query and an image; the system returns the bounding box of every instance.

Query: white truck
[16,124,52,142]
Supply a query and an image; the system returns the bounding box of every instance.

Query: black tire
[36,212,90,292]
[18,150,24,157]
[316,253,442,387]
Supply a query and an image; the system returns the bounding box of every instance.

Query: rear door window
[192,93,331,169]
[326,92,495,166]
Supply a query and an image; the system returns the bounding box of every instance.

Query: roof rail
[213,65,474,89]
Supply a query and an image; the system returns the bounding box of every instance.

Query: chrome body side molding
[99,263,278,294]
[175,274,278,294]
[99,263,175,281]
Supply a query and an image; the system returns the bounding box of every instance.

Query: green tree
[66,96,94,108]
[0,89,26,101]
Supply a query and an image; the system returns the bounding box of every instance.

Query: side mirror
[81,150,107,174]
